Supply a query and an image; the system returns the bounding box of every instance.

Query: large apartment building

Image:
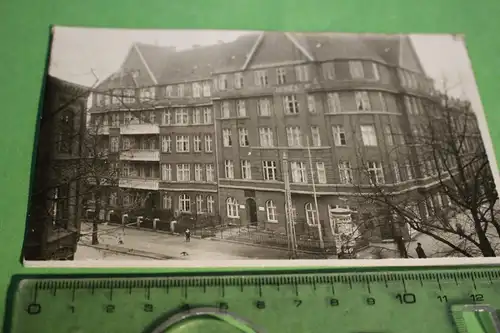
[89,32,482,251]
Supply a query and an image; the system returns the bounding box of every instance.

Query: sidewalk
[79,224,295,260]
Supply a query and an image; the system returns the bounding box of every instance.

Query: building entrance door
[246,198,258,227]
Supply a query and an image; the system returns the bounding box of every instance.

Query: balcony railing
[120,123,160,135]
[119,178,159,190]
[119,149,160,161]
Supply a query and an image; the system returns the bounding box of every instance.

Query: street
[77,224,311,260]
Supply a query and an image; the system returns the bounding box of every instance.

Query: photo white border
[24,31,500,269]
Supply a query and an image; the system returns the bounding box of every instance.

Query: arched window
[266,200,277,222]
[179,194,190,212]
[196,195,204,214]
[162,194,172,210]
[305,202,317,226]
[226,197,239,218]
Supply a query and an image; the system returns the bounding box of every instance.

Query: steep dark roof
[99,32,426,90]
[153,33,260,84]
[293,33,388,64]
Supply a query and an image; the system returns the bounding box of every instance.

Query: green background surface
[1,0,500,326]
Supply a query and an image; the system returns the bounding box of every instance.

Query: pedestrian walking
[185,228,191,242]
[415,243,427,258]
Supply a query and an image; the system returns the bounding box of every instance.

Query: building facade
[89,32,482,252]
[24,76,89,260]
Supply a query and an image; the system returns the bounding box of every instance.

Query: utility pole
[282,150,297,259]
[306,136,324,250]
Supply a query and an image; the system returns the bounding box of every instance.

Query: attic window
[231,55,236,60]
[316,43,321,48]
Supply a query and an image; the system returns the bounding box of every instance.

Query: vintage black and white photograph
[23,27,500,264]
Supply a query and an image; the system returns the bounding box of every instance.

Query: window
[207,195,214,213]
[323,62,335,80]
[404,96,413,115]
[241,160,252,180]
[225,160,234,179]
[338,161,353,184]
[379,92,387,111]
[162,195,172,210]
[236,100,246,117]
[277,68,286,85]
[203,82,211,97]
[179,194,190,213]
[283,95,299,114]
[192,108,202,124]
[194,164,203,181]
[316,162,326,184]
[149,111,156,124]
[332,125,347,146]
[295,65,309,82]
[234,73,244,89]
[436,192,443,208]
[239,128,249,147]
[266,200,278,222]
[196,195,204,213]
[311,126,321,147]
[204,135,213,152]
[193,82,202,98]
[161,164,172,181]
[193,135,202,152]
[286,126,302,147]
[111,113,119,127]
[175,109,189,125]
[254,70,268,87]
[291,162,307,183]
[177,84,185,97]
[122,137,131,150]
[176,135,190,152]
[203,108,212,124]
[222,129,232,147]
[327,93,341,113]
[307,95,316,113]
[355,91,371,111]
[384,125,394,146]
[226,197,239,218]
[162,110,172,125]
[392,161,401,183]
[221,102,230,118]
[161,136,171,152]
[349,61,364,79]
[258,99,271,116]
[263,161,277,180]
[360,125,377,146]
[218,75,228,90]
[259,128,274,147]
[121,163,130,177]
[140,111,147,124]
[177,164,190,182]
[165,86,173,97]
[123,89,135,104]
[305,203,318,225]
[367,161,384,184]
[110,137,119,152]
[372,63,380,81]
[206,164,215,182]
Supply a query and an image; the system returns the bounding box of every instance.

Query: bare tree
[352,92,499,258]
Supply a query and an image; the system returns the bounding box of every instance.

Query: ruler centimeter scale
[5,267,500,333]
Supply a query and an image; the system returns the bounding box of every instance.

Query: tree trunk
[92,222,99,245]
[91,190,102,245]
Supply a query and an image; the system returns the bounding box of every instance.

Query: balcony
[120,123,160,135]
[119,149,160,161]
[119,178,159,190]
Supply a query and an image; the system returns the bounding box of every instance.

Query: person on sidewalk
[185,228,191,242]
[415,243,427,258]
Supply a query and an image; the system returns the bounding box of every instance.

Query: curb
[78,242,185,260]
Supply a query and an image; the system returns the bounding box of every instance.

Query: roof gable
[398,36,425,74]
[244,32,312,69]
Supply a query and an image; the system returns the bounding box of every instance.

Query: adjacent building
[88,32,482,253]
[24,76,89,260]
